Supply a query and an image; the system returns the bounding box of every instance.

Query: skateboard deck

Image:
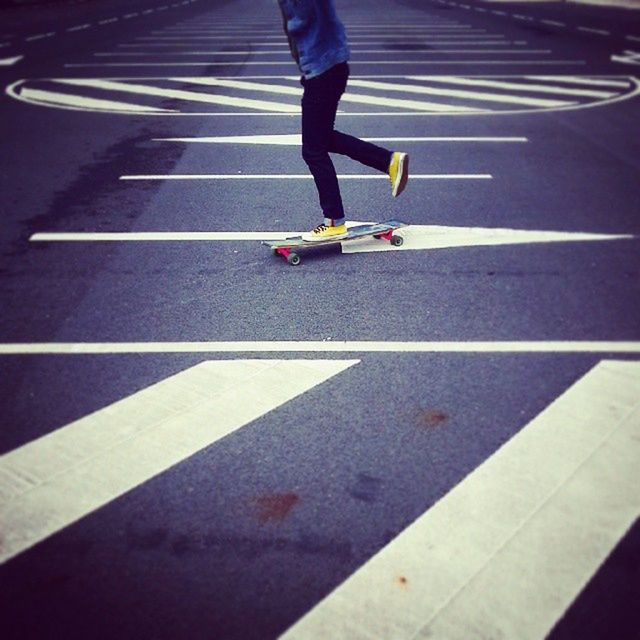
[263,219,406,265]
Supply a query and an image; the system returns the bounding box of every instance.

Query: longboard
[262,219,406,266]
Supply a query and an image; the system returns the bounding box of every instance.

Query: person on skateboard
[277,0,410,242]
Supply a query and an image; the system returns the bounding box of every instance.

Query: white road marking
[12,75,629,116]
[627,35,640,43]
[0,359,358,564]
[410,75,617,98]
[25,32,55,42]
[343,224,633,254]
[348,78,573,108]
[611,50,640,65]
[118,174,492,181]
[17,88,177,113]
[152,134,528,144]
[67,24,91,33]
[578,26,610,36]
[98,18,119,25]
[55,78,301,112]
[1,343,639,355]
[526,75,632,88]
[64,60,586,68]
[94,49,548,56]
[120,41,518,47]
[0,55,23,66]
[179,77,482,112]
[541,20,566,27]
[29,224,631,250]
[280,360,640,640]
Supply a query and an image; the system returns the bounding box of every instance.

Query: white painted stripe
[627,35,640,43]
[119,174,492,181]
[409,75,617,98]
[137,34,492,41]
[120,41,517,47]
[0,343,639,355]
[54,78,300,113]
[0,55,23,66]
[526,75,631,88]
[30,225,630,250]
[0,359,358,564]
[541,20,566,27]
[180,77,481,112]
[343,224,632,254]
[348,78,573,108]
[280,360,640,640]
[67,24,91,32]
[153,28,491,34]
[64,60,586,68]
[170,76,299,96]
[152,134,528,144]
[25,32,55,42]
[17,88,176,113]
[98,18,118,25]
[124,13,139,18]
[161,26,481,32]
[94,49,546,56]
[154,32,493,39]
[578,26,610,35]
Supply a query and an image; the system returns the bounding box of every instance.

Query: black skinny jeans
[301,62,392,221]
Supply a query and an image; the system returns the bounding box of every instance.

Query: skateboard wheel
[391,235,403,247]
[287,253,301,266]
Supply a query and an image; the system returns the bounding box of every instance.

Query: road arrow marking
[0,359,358,564]
[30,223,633,248]
[342,224,634,254]
[0,55,23,66]
[281,360,640,640]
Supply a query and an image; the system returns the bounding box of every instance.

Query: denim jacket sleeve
[277,0,350,79]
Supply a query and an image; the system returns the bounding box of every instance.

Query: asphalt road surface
[1,0,639,638]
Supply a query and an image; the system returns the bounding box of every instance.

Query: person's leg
[329,130,391,173]
[300,63,348,227]
[328,64,410,198]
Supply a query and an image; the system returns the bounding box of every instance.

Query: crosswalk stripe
[410,75,619,98]
[54,78,300,112]
[0,360,358,564]
[348,78,574,108]
[280,360,640,639]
